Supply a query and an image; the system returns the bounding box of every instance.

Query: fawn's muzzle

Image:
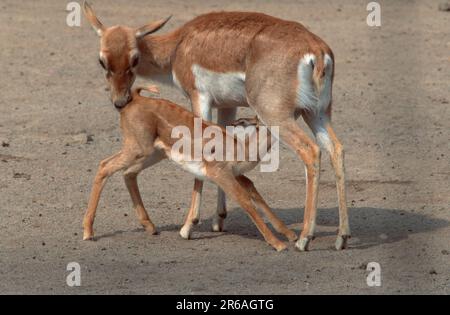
[113,93,132,109]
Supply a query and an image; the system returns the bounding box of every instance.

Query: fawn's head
[83,1,171,109]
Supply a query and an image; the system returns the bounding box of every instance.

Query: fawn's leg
[212,171,287,251]
[124,172,157,234]
[236,175,297,242]
[180,179,203,239]
[83,151,131,240]
[124,150,166,236]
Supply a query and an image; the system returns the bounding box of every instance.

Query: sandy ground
[0,0,449,295]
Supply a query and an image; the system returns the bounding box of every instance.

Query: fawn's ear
[135,16,172,39]
[83,1,105,37]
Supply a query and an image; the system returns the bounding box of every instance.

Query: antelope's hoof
[212,218,224,232]
[179,226,192,240]
[295,236,313,251]
[335,235,351,250]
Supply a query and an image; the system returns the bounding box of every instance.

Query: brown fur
[83,87,297,251]
[83,1,350,251]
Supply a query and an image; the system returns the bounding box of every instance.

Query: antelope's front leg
[83,151,130,241]
[179,90,212,238]
[212,108,237,232]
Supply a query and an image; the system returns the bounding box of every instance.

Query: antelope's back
[176,11,331,71]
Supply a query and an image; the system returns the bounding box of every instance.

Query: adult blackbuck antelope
[83,1,350,251]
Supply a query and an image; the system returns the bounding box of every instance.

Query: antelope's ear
[135,16,172,39]
[83,1,105,37]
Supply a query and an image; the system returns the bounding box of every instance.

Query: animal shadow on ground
[156,206,449,250]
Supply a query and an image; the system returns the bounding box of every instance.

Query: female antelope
[83,1,350,250]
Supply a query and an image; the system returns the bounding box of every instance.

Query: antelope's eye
[131,55,140,68]
[99,58,107,70]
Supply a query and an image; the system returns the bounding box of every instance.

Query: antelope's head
[83,1,171,109]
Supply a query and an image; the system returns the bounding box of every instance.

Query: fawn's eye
[99,58,107,70]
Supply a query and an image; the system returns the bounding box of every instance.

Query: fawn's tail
[132,85,160,98]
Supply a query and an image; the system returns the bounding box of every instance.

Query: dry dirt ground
[0,0,449,295]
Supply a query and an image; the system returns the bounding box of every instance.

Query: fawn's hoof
[83,233,94,241]
[274,242,288,252]
[144,226,158,236]
[335,235,351,250]
[142,221,158,235]
[146,229,159,236]
[295,236,313,251]
[285,230,298,242]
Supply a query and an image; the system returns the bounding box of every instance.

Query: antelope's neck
[138,30,182,74]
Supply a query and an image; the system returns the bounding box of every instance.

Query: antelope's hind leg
[257,115,321,252]
[245,70,320,251]
[304,113,350,250]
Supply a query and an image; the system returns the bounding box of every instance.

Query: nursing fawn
[83,87,296,251]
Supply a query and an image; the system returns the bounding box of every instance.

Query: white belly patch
[192,64,247,106]
[154,139,207,179]
[176,159,207,179]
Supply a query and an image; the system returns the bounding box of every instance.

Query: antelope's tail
[297,53,333,114]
